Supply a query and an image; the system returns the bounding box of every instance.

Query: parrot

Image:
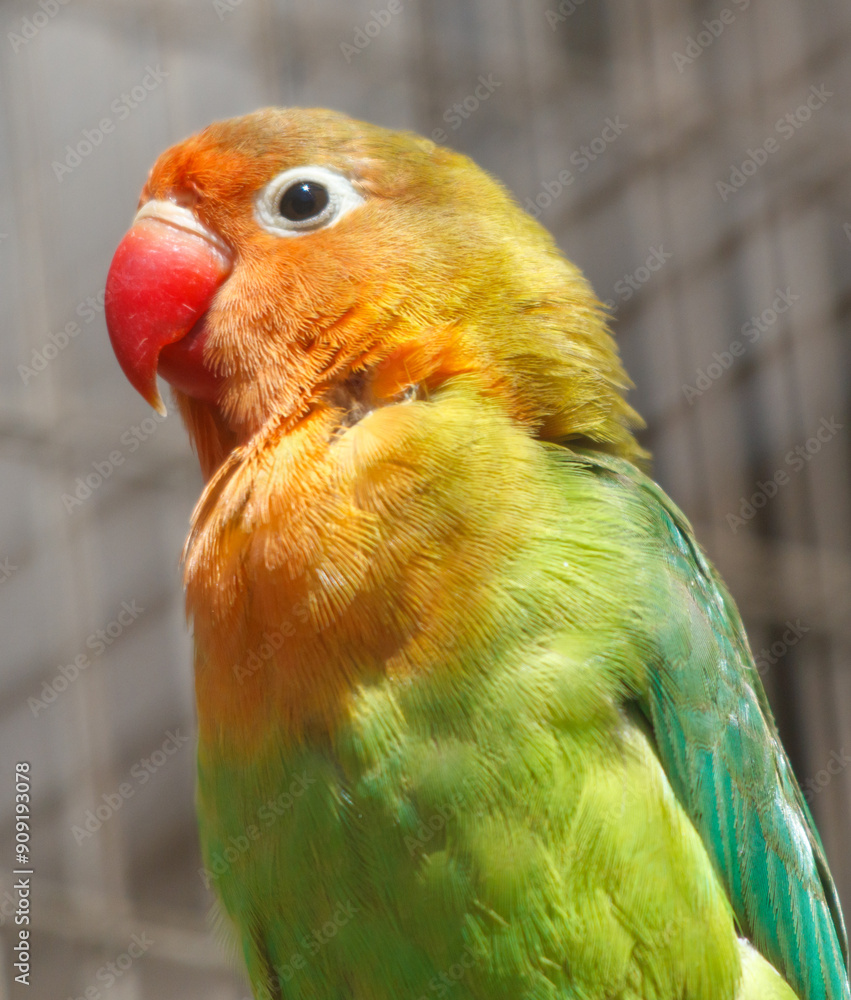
[103,107,849,1000]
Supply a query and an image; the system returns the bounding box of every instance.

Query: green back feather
[577,451,849,1000]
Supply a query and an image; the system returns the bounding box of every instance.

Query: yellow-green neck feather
[183,379,636,756]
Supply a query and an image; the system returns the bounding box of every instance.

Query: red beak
[105,200,232,414]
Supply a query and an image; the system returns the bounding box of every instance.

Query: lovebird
[104,108,849,1000]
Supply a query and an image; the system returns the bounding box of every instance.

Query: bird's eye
[255,165,364,237]
[279,181,329,222]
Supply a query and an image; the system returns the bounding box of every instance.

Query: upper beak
[105,199,233,414]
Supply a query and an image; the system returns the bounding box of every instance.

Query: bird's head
[106,107,644,475]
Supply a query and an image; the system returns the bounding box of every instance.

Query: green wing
[573,451,849,1000]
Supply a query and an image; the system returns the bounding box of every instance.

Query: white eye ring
[254,165,365,237]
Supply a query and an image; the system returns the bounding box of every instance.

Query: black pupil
[279,181,329,222]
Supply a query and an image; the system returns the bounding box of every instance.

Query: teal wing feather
[574,450,850,1000]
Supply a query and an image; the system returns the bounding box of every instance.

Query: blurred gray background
[1,0,850,997]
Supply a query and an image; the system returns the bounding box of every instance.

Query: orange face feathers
[106,107,643,476]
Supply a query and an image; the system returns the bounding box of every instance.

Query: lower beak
[105,200,232,413]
